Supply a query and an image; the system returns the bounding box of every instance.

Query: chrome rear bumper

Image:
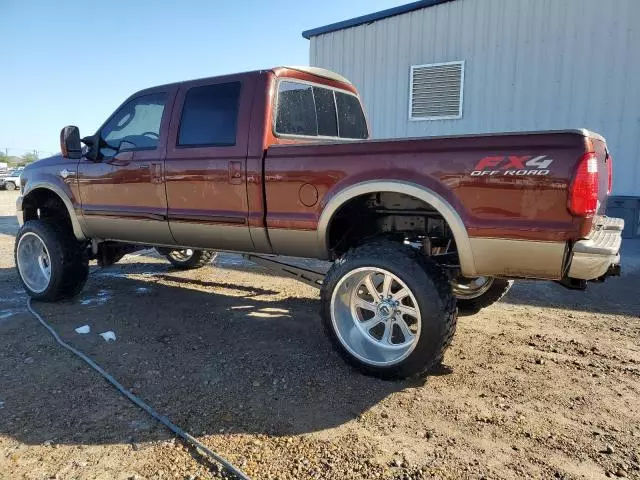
[568,217,623,280]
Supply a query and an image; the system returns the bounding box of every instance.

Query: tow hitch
[594,263,622,282]
[558,261,621,290]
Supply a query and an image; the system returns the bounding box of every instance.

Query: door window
[100,93,167,157]
[178,82,241,147]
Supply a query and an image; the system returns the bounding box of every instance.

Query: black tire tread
[321,240,457,379]
[15,220,89,302]
[159,249,216,270]
[456,278,513,314]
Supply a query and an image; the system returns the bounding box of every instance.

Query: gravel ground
[0,190,639,480]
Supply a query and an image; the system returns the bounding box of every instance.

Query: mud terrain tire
[157,248,217,270]
[321,241,457,379]
[15,220,89,301]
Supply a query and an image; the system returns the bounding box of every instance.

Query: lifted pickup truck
[15,66,622,378]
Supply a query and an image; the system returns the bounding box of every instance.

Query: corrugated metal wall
[310,0,640,196]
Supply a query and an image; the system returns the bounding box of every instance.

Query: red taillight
[607,153,613,195]
[568,152,599,216]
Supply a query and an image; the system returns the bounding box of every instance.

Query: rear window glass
[275,80,367,140]
[275,82,316,136]
[178,82,241,147]
[313,87,338,137]
[335,91,368,139]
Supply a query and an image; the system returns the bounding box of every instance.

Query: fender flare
[317,180,477,277]
[18,182,87,241]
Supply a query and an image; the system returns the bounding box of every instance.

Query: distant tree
[20,151,39,165]
[0,151,8,164]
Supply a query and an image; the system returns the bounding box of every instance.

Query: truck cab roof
[134,66,357,98]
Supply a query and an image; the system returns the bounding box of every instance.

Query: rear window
[313,87,338,137]
[335,91,368,140]
[275,82,316,136]
[275,80,367,140]
[178,82,241,147]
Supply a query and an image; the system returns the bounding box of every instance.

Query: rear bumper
[568,217,623,280]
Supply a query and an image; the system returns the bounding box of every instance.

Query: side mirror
[60,126,83,159]
[81,133,100,162]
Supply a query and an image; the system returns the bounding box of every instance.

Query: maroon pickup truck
[15,66,622,378]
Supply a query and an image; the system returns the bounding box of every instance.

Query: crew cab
[14,66,623,378]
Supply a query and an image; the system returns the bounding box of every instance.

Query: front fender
[19,173,87,240]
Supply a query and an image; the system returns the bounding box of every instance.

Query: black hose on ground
[26,298,251,480]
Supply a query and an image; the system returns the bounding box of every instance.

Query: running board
[243,254,325,289]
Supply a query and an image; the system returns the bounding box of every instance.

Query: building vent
[409,61,464,120]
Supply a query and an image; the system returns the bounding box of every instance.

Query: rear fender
[317,180,477,277]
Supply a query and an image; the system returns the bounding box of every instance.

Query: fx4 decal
[470,155,554,177]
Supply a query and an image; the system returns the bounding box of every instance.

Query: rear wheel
[452,276,513,314]
[4,181,16,191]
[15,220,89,301]
[321,241,457,379]
[157,248,216,270]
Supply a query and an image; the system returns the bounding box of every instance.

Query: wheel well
[327,191,457,258]
[23,188,73,233]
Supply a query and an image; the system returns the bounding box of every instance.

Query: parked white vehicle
[1,168,24,191]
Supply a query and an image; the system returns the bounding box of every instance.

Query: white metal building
[303,0,640,204]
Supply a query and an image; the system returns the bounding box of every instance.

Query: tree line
[0,150,45,167]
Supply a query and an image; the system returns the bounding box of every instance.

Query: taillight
[568,152,599,216]
[607,153,613,195]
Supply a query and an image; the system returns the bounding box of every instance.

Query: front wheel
[4,181,16,191]
[452,276,513,314]
[15,220,89,301]
[156,248,217,270]
[321,241,457,379]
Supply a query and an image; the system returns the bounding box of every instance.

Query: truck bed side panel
[264,131,592,276]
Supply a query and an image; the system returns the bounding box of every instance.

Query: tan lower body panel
[169,223,254,252]
[469,238,567,280]
[268,228,328,260]
[84,216,175,245]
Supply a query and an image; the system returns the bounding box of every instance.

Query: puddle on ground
[80,289,112,306]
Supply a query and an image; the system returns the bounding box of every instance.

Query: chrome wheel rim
[330,267,421,367]
[168,249,194,262]
[17,232,52,294]
[451,276,494,299]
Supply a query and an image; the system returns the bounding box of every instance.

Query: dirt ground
[0,190,639,480]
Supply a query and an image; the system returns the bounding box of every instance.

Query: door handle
[229,161,242,185]
[138,164,150,169]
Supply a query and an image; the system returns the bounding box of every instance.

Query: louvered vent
[410,62,464,120]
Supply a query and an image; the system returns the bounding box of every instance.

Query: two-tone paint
[17,67,612,281]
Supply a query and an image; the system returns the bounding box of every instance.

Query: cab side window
[100,93,167,157]
[178,82,241,147]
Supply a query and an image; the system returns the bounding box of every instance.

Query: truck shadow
[0,265,418,448]
[2,244,637,448]
[501,272,640,318]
